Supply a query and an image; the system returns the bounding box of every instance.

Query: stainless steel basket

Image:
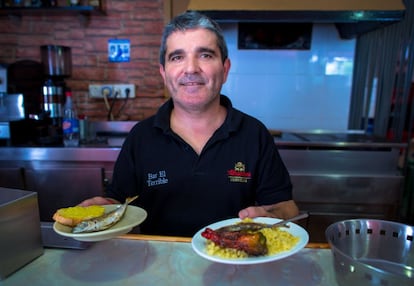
[325,219,414,285]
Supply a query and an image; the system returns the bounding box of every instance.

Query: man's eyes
[169,54,183,62]
[200,53,213,59]
[169,53,213,62]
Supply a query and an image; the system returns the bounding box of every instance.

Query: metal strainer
[325,219,414,285]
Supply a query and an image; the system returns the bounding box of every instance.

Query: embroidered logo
[147,170,169,187]
[227,162,251,183]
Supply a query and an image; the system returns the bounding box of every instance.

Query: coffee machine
[0,64,26,146]
[40,45,72,145]
[4,47,72,146]
[0,65,13,145]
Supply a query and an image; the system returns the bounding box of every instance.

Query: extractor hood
[186,0,406,39]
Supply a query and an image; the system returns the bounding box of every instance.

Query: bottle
[78,114,89,144]
[62,90,80,147]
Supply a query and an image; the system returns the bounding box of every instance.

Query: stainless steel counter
[0,147,120,223]
[0,132,406,243]
[0,146,120,162]
[0,235,338,286]
[273,131,405,149]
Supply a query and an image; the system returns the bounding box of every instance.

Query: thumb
[238,206,268,219]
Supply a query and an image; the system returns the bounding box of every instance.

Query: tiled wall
[222,23,356,131]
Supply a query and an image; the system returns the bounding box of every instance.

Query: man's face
[159,28,231,112]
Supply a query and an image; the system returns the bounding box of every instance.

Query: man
[80,11,299,236]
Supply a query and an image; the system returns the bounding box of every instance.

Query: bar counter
[1,234,338,286]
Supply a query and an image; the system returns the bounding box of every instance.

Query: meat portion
[201,227,268,256]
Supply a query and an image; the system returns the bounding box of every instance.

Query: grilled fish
[72,196,138,233]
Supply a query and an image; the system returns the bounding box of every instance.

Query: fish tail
[126,195,139,204]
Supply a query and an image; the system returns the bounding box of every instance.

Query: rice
[260,228,300,255]
[206,241,249,258]
[205,223,300,259]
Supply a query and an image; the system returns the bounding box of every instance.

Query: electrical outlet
[89,84,135,98]
[112,84,135,98]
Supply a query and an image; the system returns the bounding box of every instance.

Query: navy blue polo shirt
[107,95,292,236]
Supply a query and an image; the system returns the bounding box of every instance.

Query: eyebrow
[167,49,184,61]
[197,47,217,56]
[167,47,218,60]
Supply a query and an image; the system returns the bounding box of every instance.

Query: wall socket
[89,84,136,98]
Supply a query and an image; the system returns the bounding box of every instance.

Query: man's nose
[184,57,200,73]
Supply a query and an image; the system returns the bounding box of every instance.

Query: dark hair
[159,11,228,67]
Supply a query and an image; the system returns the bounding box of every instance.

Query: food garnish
[53,205,105,227]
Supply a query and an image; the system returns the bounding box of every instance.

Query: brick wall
[0,0,169,121]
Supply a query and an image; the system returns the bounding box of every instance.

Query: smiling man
[160,27,230,155]
[80,11,299,237]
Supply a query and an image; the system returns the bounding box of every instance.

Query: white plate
[191,217,309,265]
[53,205,147,242]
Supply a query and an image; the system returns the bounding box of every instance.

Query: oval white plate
[53,205,147,242]
[191,217,309,265]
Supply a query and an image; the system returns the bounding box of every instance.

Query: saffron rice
[205,222,300,259]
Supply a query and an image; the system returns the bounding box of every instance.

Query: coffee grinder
[40,45,72,145]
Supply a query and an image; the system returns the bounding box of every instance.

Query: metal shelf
[0,6,105,17]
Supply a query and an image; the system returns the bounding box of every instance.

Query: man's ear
[223,58,231,83]
[159,64,166,81]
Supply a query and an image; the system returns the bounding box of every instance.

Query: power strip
[89,84,135,98]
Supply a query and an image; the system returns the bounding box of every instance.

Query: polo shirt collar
[153,95,242,135]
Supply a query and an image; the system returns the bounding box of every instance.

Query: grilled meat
[201,227,268,256]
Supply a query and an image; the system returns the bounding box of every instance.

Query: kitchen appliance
[0,64,9,144]
[0,64,6,93]
[325,219,414,285]
[5,59,60,146]
[40,45,72,117]
[7,60,44,118]
[40,45,73,145]
[0,93,25,145]
[185,0,405,39]
[41,45,72,77]
[0,187,44,280]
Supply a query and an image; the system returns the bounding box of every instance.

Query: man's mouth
[181,82,203,86]
[179,75,205,86]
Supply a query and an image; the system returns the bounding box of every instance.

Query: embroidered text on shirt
[147,170,169,187]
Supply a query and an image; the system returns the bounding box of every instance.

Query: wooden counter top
[119,234,331,249]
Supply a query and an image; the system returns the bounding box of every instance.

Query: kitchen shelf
[0,6,105,17]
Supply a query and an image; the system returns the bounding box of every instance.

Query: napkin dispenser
[0,187,44,280]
